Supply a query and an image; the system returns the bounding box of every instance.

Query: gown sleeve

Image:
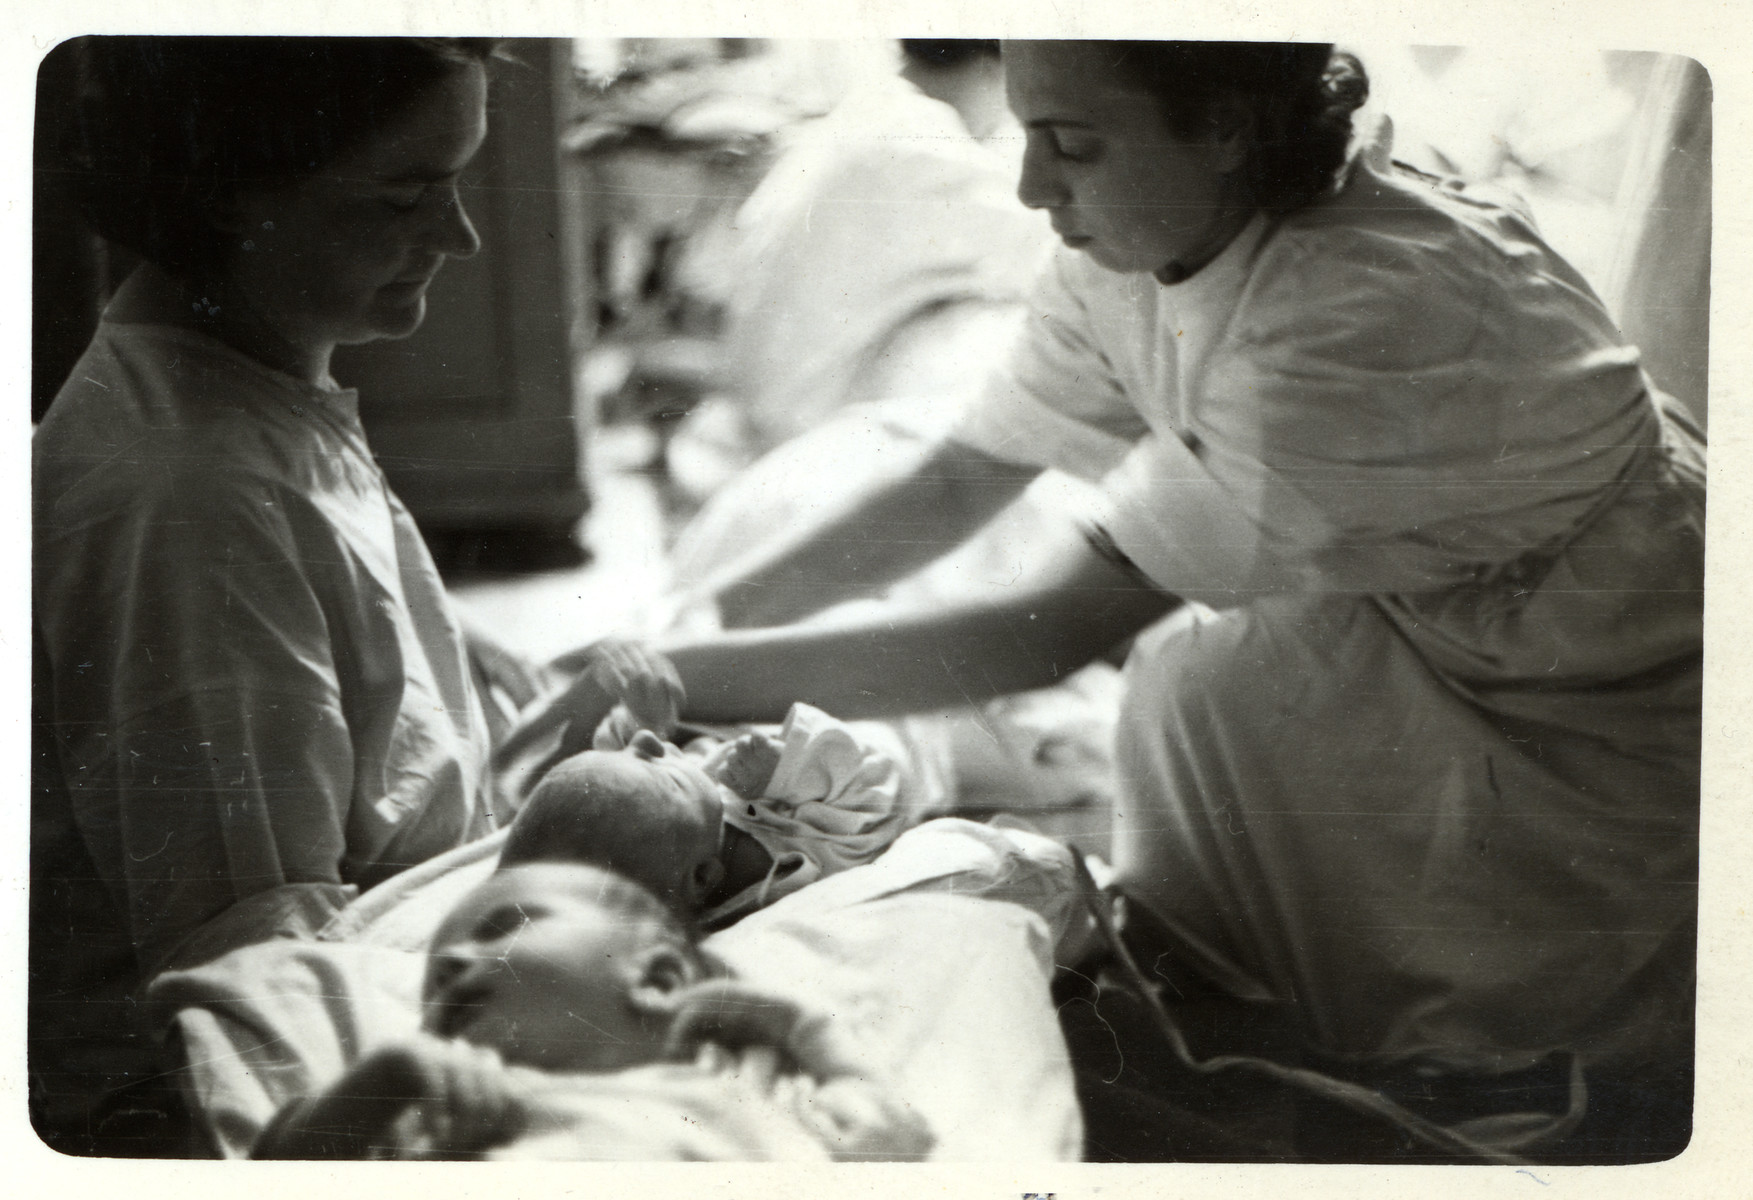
[1095,214,1658,601]
[42,466,358,973]
[950,247,1150,480]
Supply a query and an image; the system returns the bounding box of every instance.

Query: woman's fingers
[497,639,685,789]
[579,640,684,734]
[592,704,643,751]
[549,639,685,725]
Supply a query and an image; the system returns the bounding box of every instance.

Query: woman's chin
[1078,241,1158,276]
[346,296,429,345]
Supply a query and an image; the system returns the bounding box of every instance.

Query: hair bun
[1320,50,1370,118]
[1102,40,1372,212]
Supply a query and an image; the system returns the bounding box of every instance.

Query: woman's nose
[1016,137,1068,211]
[427,185,482,259]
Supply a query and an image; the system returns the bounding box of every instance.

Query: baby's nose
[425,949,471,998]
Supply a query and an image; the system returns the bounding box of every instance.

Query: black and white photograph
[12,0,1748,1194]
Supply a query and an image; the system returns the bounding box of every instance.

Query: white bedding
[147,817,1085,1160]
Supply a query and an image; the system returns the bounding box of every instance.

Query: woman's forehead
[322,62,488,183]
[1003,42,1163,129]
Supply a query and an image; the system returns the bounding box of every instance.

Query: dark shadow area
[1057,899,1696,1166]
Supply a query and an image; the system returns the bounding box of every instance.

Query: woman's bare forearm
[707,439,1041,629]
[666,528,1177,723]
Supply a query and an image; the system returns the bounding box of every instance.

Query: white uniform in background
[721,70,1050,452]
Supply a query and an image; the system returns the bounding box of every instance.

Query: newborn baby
[253,862,931,1160]
[503,703,931,925]
[501,729,734,915]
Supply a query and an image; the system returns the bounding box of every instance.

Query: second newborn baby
[501,703,931,925]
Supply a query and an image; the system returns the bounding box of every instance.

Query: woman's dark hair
[1101,40,1369,213]
[900,39,1002,69]
[59,36,502,279]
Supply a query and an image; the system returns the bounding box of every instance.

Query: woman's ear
[202,184,257,237]
[1203,96,1255,176]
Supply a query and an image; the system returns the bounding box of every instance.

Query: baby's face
[615,730,728,902]
[622,729,723,822]
[422,863,677,1072]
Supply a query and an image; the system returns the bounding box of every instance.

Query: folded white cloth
[704,703,937,924]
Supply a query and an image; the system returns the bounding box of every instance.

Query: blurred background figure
[712,38,1049,463]
[576,39,1052,498]
[661,37,1059,595]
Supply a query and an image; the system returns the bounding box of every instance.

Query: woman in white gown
[515,40,1703,1161]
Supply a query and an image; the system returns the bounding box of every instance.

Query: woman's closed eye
[1049,129,1103,164]
[378,183,429,213]
[378,176,463,215]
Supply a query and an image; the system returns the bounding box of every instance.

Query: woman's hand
[590,703,644,751]
[548,637,686,731]
[494,638,684,792]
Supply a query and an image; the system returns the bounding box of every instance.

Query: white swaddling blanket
[148,818,1083,1161]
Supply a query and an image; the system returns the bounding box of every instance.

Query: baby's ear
[628,946,701,1017]
[687,857,725,908]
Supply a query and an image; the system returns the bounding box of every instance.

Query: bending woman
[32,37,508,1147]
[515,41,1704,1156]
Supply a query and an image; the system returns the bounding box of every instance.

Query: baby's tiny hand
[710,732,783,800]
[663,979,805,1063]
[664,979,864,1085]
[393,1036,528,1156]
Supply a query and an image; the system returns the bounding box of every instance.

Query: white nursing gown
[952,162,1704,1072]
[35,320,494,979]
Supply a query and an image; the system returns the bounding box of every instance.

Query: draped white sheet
[148,817,1084,1160]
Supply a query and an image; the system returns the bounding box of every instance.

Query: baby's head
[422,861,714,1072]
[500,729,726,914]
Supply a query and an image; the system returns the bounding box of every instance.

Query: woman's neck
[1154,182,1258,286]
[107,263,337,387]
